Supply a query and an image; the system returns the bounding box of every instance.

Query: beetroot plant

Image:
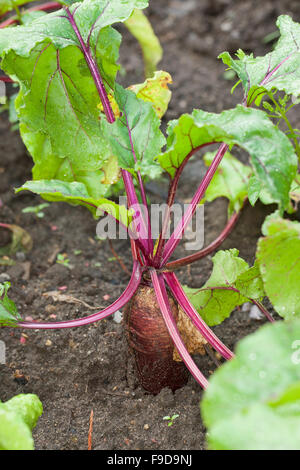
[0,1,300,394]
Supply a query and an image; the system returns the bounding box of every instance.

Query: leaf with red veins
[0,0,148,200]
[158,105,297,210]
[220,15,300,103]
[101,85,165,179]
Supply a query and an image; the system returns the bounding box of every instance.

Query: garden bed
[0,0,299,450]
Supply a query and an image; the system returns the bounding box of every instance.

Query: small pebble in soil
[144,424,150,430]
[25,316,34,322]
[113,310,123,323]
[220,21,232,32]
[242,302,251,312]
[45,339,52,346]
[249,305,264,320]
[16,251,26,262]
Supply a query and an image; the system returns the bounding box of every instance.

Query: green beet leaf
[202,151,252,217]
[124,8,162,78]
[201,320,300,450]
[128,70,172,119]
[220,15,300,104]
[16,179,133,226]
[234,262,265,300]
[101,85,165,179]
[0,0,148,200]
[256,213,300,320]
[0,394,43,450]
[0,0,36,16]
[19,123,119,200]
[20,10,47,25]
[158,105,297,210]
[184,249,264,326]
[0,281,21,327]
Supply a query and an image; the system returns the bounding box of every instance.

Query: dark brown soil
[0,0,299,450]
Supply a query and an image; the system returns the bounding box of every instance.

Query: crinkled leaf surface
[101,85,165,179]
[202,151,251,216]
[21,10,47,25]
[184,249,264,326]
[98,70,172,119]
[201,320,300,450]
[124,8,162,78]
[16,179,133,225]
[204,397,300,450]
[19,123,118,200]
[128,70,172,118]
[220,15,300,104]
[0,0,148,199]
[257,214,300,320]
[158,112,233,178]
[247,174,284,207]
[205,249,249,286]
[0,394,43,450]
[235,262,265,300]
[158,105,297,209]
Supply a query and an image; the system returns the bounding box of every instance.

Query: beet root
[124,284,189,394]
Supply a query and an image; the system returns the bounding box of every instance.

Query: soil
[0,0,300,451]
